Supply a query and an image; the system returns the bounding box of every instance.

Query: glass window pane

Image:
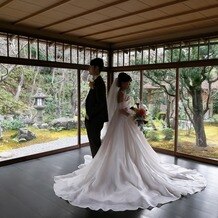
[56,43,63,62]
[181,46,189,61]
[38,40,46,61]
[209,39,218,59]
[124,49,129,66]
[130,49,135,65]
[178,66,218,160]
[149,47,156,64]
[71,46,78,64]
[190,46,198,61]
[78,47,85,64]
[142,69,176,151]
[143,48,149,64]
[113,51,117,67]
[172,45,180,62]
[102,50,108,67]
[136,48,142,65]
[8,34,18,57]
[62,44,70,63]
[118,50,123,66]
[91,49,97,59]
[97,49,103,59]
[29,38,37,59]
[47,41,55,61]
[0,66,78,161]
[164,47,171,63]
[0,33,7,56]
[157,47,164,63]
[85,48,91,65]
[199,44,208,60]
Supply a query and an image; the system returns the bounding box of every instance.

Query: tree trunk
[14,72,24,101]
[70,87,77,117]
[191,88,207,147]
[166,99,171,128]
[29,66,39,105]
[57,73,65,117]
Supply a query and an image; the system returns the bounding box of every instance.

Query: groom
[85,58,108,157]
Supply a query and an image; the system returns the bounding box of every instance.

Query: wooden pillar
[77,69,81,147]
[107,45,113,92]
[140,70,143,101]
[174,67,179,154]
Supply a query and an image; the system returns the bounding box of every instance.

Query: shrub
[162,128,174,140]
[213,92,218,114]
[49,126,64,132]
[146,130,160,141]
[1,119,25,131]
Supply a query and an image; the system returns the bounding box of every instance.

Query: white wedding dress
[54,80,206,211]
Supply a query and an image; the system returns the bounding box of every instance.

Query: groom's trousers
[85,119,104,157]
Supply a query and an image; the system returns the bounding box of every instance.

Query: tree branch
[143,72,175,97]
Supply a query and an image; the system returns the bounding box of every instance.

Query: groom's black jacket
[85,76,108,123]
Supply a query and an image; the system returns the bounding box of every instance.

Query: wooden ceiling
[0,0,218,49]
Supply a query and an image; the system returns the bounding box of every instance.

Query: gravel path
[0,135,88,162]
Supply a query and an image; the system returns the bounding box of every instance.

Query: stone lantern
[33,88,47,124]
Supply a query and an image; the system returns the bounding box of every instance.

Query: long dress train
[54,94,206,211]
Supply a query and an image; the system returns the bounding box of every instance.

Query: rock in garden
[50,117,77,130]
[18,128,36,142]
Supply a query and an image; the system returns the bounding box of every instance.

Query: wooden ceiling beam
[61,0,188,34]
[13,0,71,24]
[0,20,109,49]
[80,3,218,38]
[111,27,218,49]
[97,14,218,42]
[0,0,13,9]
[39,0,130,30]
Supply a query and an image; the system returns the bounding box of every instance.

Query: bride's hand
[119,108,130,117]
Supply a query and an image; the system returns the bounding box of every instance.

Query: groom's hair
[118,72,132,87]
[90,58,104,72]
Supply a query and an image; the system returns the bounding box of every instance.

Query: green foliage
[162,128,174,140]
[0,88,24,114]
[44,96,57,121]
[180,67,203,88]
[30,46,37,59]
[2,119,25,131]
[0,66,33,114]
[156,112,166,120]
[172,48,180,62]
[39,67,52,75]
[0,64,79,123]
[213,92,218,114]
[140,47,218,148]
[146,130,160,141]
[49,126,65,132]
[212,114,218,122]
[125,72,140,101]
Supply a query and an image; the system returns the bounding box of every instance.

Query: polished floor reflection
[0,147,217,218]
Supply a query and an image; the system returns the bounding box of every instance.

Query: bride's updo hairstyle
[117,72,132,87]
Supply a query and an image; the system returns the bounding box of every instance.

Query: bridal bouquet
[131,106,148,130]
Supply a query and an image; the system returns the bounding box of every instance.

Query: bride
[54,72,206,211]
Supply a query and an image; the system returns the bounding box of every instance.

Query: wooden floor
[0,147,217,218]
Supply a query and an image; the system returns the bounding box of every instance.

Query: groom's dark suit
[85,75,108,157]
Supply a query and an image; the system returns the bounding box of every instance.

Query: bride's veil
[107,78,119,122]
[101,78,119,137]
